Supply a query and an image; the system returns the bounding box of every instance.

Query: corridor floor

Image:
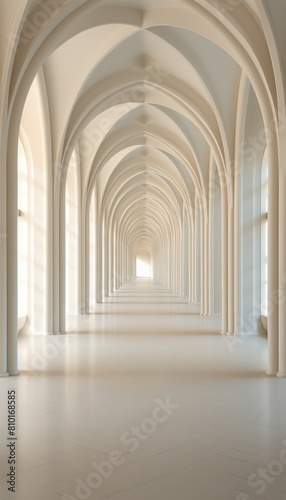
[1,281,286,500]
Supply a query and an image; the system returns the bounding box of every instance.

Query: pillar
[85,200,90,313]
[0,135,8,376]
[233,151,241,335]
[278,163,286,376]
[221,188,228,335]
[53,182,60,333]
[59,177,66,333]
[227,203,235,335]
[208,157,215,315]
[77,155,83,314]
[7,132,19,375]
[194,194,201,305]
[204,213,209,315]
[267,143,279,375]
[189,214,194,304]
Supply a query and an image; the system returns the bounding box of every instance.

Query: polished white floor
[1,281,286,500]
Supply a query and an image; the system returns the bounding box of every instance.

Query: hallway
[1,282,286,500]
[2,2,286,499]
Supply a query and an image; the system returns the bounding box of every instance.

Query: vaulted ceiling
[8,0,278,266]
[1,0,285,300]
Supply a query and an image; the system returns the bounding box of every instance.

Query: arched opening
[136,250,153,278]
[16,74,49,337]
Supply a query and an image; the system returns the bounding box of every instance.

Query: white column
[46,146,53,334]
[188,215,193,304]
[53,182,60,334]
[278,167,286,377]
[0,142,8,376]
[200,209,204,314]
[114,222,119,290]
[221,188,228,335]
[179,221,184,297]
[183,211,189,299]
[59,176,66,334]
[109,222,113,294]
[234,154,241,335]
[208,159,215,315]
[0,248,8,373]
[96,216,103,302]
[77,162,83,314]
[102,216,106,300]
[80,215,86,313]
[94,191,98,299]
[116,224,120,289]
[85,202,90,313]
[190,214,195,303]
[227,203,234,335]
[267,144,279,375]
[195,196,201,304]
[7,136,19,375]
[204,213,209,315]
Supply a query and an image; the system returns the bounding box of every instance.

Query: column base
[0,372,9,378]
[49,331,66,335]
[277,372,286,378]
[266,370,277,376]
[226,332,234,336]
[8,370,20,376]
[221,331,227,335]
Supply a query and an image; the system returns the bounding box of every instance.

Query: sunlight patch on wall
[136,251,153,278]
